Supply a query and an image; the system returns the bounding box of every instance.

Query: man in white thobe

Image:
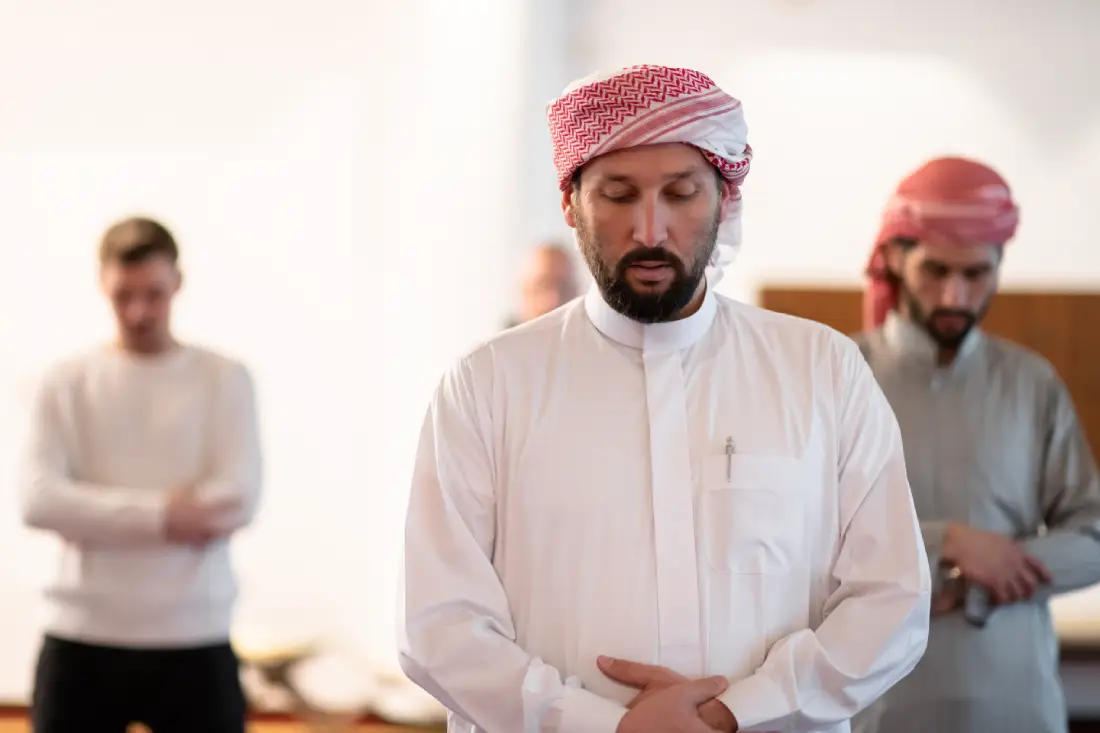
[398,64,932,733]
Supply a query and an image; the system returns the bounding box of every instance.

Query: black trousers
[31,634,247,733]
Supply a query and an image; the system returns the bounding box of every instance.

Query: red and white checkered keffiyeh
[863,157,1020,330]
[547,65,752,285]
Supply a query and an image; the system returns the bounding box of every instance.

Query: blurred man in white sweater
[20,217,264,733]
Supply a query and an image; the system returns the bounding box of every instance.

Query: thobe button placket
[641,346,703,676]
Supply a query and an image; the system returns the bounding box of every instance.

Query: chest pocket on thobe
[700,455,807,575]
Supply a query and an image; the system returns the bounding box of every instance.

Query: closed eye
[666,190,698,201]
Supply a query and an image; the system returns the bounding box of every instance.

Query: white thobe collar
[882,310,983,368]
[584,284,717,353]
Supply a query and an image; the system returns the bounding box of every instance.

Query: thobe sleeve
[918,520,948,571]
[718,339,932,733]
[1024,376,1100,597]
[398,357,627,733]
[19,373,168,547]
[192,362,264,530]
[854,334,947,570]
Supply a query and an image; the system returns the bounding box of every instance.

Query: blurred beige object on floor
[237,638,355,732]
[234,632,446,729]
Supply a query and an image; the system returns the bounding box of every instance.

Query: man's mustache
[929,308,975,321]
[617,248,683,269]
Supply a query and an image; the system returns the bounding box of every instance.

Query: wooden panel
[758,287,1100,462]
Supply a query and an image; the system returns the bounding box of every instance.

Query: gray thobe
[851,312,1100,733]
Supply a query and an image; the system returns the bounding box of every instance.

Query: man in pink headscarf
[399,65,930,733]
[852,157,1100,733]
[861,156,1022,340]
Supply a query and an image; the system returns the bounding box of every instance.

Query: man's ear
[561,188,577,229]
[718,182,736,222]
[884,241,906,277]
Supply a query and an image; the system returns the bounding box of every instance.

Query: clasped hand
[598,656,744,733]
[165,486,244,547]
[937,523,1053,611]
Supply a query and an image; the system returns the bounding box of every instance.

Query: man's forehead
[581,143,711,183]
[913,239,1001,267]
[102,257,177,284]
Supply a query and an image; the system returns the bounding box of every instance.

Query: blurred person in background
[20,216,264,733]
[399,64,930,733]
[502,241,580,328]
[852,157,1100,733]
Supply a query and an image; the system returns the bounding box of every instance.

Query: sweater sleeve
[192,361,264,530]
[19,370,168,547]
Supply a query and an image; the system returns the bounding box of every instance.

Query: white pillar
[512,0,585,250]
[364,0,582,668]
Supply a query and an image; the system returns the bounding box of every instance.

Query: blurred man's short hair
[99,217,179,266]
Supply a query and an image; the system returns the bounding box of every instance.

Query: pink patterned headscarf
[546,65,753,285]
[863,157,1020,331]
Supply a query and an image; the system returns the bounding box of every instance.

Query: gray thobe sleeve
[1025,377,1100,598]
[920,520,948,571]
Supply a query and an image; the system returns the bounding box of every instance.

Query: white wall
[0,0,575,703]
[575,0,1100,627]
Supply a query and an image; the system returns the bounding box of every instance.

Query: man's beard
[576,210,720,324]
[901,284,990,349]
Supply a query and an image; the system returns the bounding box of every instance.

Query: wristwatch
[942,564,992,627]
[940,564,964,599]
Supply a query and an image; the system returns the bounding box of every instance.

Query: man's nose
[942,276,969,308]
[633,196,670,248]
[123,301,149,324]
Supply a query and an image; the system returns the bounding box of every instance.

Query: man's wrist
[710,698,738,732]
[940,522,962,564]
